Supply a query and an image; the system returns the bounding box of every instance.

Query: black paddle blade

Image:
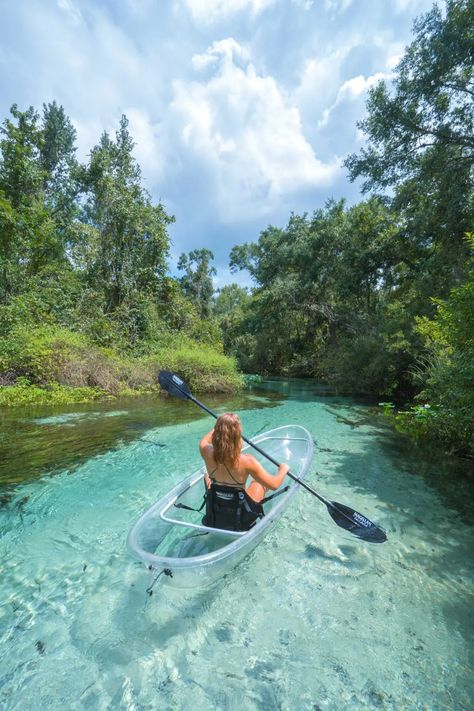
[328,501,387,543]
[158,371,192,400]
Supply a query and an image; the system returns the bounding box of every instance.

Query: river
[0,379,472,709]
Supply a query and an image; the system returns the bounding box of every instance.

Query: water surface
[0,380,472,709]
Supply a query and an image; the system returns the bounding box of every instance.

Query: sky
[0,0,436,286]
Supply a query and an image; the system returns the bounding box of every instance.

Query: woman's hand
[275,462,290,486]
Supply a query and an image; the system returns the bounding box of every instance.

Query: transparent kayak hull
[127,425,314,589]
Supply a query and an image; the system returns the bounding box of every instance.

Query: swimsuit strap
[208,463,243,487]
[224,463,241,485]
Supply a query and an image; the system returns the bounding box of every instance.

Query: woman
[199,412,289,531]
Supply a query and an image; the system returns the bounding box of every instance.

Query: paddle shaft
[188,394,334,509]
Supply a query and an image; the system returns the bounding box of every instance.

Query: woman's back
[199,414,289,531]
[206,453,253,488]
[199,412,289,502]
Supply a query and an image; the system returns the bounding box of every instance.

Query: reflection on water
[0,378,473,710]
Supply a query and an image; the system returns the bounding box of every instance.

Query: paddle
[158,370,387,543]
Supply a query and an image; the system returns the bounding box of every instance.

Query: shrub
[152,335,243,393]
[382,237,474,456]
[0,266,83,337]
[0,327,243,406]
[0,326,148,393]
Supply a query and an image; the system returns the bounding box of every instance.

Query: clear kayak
[127,425,314,589]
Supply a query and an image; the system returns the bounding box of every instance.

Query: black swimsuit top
[209,463,244,488]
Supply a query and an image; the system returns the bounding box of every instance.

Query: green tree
[230,209,338,374]
[0,105,62,296]
[345,0,474,295]
[80,115,174,312]
[40,101,80,232]
[0,105,44,210]
[214,283,250,317]
[394,235,474,455]
[214,283,251,357]
[178,248,216,318]
[228,199,409,389]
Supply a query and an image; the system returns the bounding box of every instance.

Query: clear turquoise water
[0,380,473,710]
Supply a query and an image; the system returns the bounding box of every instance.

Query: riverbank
[0,326,243,408]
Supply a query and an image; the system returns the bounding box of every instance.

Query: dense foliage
[0,106,241,403]
[390,235,474,455]
[226,199,414,394]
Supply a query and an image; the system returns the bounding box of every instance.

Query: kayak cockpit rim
[158,433,312,538]
[127,425,314,570]
[159,492,247,538]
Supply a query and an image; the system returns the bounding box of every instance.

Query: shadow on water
[257,376,474,520]
[319,416,474,669]
[314,400,474,534]
[255,377,474,669]
[0,390,285,490]
[350,414,474,526]
[250,376,350,403]
[132,574,221,647]
[70,558,247,704]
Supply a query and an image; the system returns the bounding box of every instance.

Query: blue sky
[0,0,436,285]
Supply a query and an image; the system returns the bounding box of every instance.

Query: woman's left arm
[199,429,214,457]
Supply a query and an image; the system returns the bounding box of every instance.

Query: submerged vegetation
[0,1,472,456]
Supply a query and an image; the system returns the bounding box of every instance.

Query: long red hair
[212,413,242,468]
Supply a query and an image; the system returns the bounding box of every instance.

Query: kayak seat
[203,484,264,532]
[171,481,290,534]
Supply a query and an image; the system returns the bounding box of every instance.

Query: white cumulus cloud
[192,38,250,70]
[317,71,390,128]
[169,39,340,220]
[126,109,167,185]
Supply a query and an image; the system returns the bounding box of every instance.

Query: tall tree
[0,105,43,210]
[0,105,61,295]
[81,115,173,311]
[177,248,216,318]
[345,0,474,293]
[40,101,79,232]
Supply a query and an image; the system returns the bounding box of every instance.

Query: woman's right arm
[199,430,215,489]
[246,455,289,490]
